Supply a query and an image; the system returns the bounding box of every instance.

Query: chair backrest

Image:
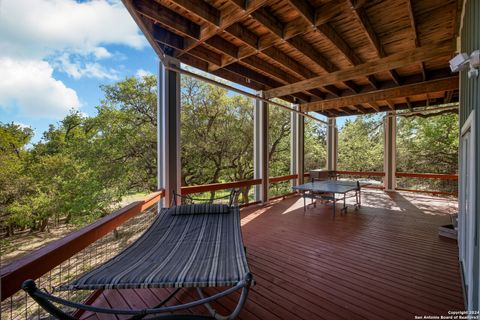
[309,170,331,181]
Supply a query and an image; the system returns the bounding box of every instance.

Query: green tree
[0,123,34,235]
[304,118,327,172]
[338,115,384,172]
[181,76,255,201]
[396,113,458,192]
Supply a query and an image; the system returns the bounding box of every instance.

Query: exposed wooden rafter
[347,0,401,85]
[385,100,396,110]
[124,0,460,116]
[252,6,358,95]
[301,77,459,112]
[406,0,427,81]
[316,23,378,89]
[264,41,454,99]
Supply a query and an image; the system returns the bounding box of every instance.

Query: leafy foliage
[304,118,327,172]
[338,115,384,172]
[0,74,459,237]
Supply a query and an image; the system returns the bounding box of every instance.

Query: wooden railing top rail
[395,188,457,195]
[395,172,458,180]
[336,170,386,177]
[336,170,458,180]
[269,174,298,183]
[181,179,262,194]
[180,175,300,195]
[0,191,164,301]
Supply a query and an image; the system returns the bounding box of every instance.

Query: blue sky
[0,0,159,143]
[0,0,339,144]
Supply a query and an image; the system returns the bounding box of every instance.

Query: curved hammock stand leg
[196,273,252,320]
[22,273,253,320]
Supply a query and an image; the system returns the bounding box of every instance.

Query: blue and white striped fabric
[57,205,249,290]
[172,203,230,215]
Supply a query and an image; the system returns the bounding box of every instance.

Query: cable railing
[0,175,300,319]
[0,191,163,319]
[335,170,458,195]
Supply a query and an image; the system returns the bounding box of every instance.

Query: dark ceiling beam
[348,1,402,85]
[250,8,356,96]
[217,0,347,66]
[284,3,377,90]
[226,23,258,49]
[286,0,316,26]
[364,102,380,112]
[286,34,359,94]
[405,97,413,110]
[317,23,378,89]
[182,0,268,52]
[260,49,340,97]
[205,36,238,59]
[301,77,459,112]
[180,53,302,104]
[264,40,454,99]
[385,100,395,110]
[133,0,200,39]
[225,23,324,99]
[224,63,311,102]
[251,7,284,38]
[223,26,317,100]
[143,19,184,50]
[406,0,427,81]
[167,0,221,26]
[188,46,222,66]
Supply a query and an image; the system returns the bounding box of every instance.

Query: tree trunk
[209,191,216,204]
[39,218,49,232]
[241,186,250,204]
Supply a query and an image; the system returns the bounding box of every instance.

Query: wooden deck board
[83,190,463,319]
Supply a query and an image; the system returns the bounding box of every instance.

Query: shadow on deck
[82,190,463,320]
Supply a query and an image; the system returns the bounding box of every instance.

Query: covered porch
[1,0,472,318]
[81,190,462,319]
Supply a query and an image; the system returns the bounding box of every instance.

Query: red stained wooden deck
[81,190,464,320]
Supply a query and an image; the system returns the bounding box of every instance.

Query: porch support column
[327,117,338,171]
[158,57,181,207]
[254,92,269,203]
[291,105,304,185]
[384,111,396,191]
[291,105,298,187]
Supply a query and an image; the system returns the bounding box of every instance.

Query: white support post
[384,111,397,191]
[158,57,181,207]
[254,92,269,203]
[327,117,338,172]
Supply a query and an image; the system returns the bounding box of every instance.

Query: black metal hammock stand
[23,190,253,320]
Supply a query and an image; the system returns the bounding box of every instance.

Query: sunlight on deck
[240,206,270,226]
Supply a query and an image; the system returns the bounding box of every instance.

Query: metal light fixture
[449,50,480,78]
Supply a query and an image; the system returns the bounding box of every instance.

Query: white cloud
[13,122,32,129]
[136,69,153,78]
[0,0,148,120]
[53,53,119,80]
[0,0,146,60]
[0,58,80,119]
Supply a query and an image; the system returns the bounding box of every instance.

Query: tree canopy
[0,74,459,237]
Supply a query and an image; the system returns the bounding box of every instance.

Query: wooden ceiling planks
[124,0,461,116]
